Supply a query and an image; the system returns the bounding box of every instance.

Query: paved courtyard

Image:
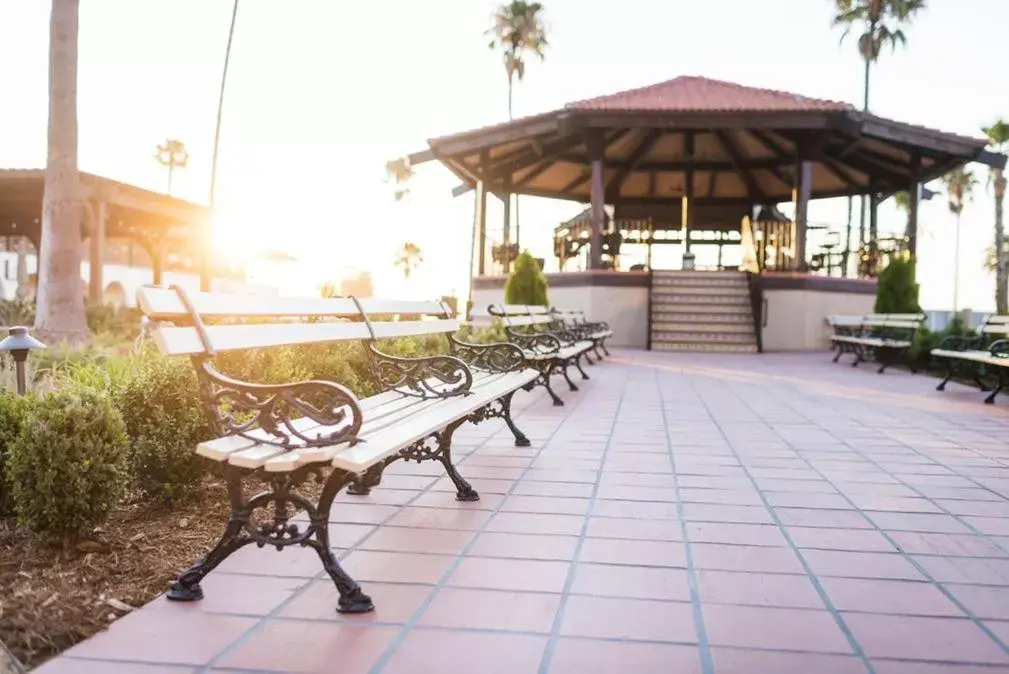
[35,350,1009,674]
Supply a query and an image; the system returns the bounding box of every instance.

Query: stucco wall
[471,276,649,348]
[762,289,876,351]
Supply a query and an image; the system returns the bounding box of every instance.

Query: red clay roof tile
[565,75,853,113]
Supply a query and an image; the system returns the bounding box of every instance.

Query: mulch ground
[0,474,323,670]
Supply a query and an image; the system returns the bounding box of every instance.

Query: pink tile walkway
[34,350,1009,674]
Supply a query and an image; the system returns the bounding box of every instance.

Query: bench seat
[929,349,1009,367]
[198,369,538,473]
[832,335,912,349]
[520,340,595,362]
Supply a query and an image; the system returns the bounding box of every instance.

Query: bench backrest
[860,313,925,330]
[138,287,457,356]
[981,315,1009,336]
[486,304,554,328]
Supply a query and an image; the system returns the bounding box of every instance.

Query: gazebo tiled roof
[565,76,853,113]
[410,76,1004,206]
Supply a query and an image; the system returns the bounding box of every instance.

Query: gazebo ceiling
[410,76,1006,206]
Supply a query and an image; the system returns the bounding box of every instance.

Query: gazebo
[0,169,220,302]
[409,76,1006,350]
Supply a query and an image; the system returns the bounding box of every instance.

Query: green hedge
[505,252,549,306]
[6,388,129,542]
[0,325,506,540]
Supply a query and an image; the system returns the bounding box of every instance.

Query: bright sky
[1,0,1007,310]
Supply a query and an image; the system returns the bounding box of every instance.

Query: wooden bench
[827,313,925,373]
[485,304,596,406]
[137,286,540,614]
[550,307,613,360]
[932,315,1009,404]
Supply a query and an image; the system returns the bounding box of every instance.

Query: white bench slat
[931,348,1009,367]
[243,370,537,473]
[139,288,450,321]
[497,304,550,315]
[153,318,460,356]
[139,288,361,319]
[504,315,554,327]
[358,299,447,316]
[198,370,531,470]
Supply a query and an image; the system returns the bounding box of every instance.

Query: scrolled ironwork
[507,329,562,356]
[449,337,526,373]
[369,345,473,398]
[194,358,364,450]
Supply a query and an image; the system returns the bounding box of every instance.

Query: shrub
[7,387,129,541]
[505,251,549,306]
[0,392,33,517]
[0,298,35,327]
[117,354,212,502]
[875,254,920,314]
[86,302,142,339]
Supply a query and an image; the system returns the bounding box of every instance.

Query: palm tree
[394,242,423,280]
[203,0,240,291]
[983,119,1009,313]
[943,167,978,313]
[832,0,925,275]
[385,157,414,202]
[35,0,87,344]
[154,138,189,195]
[487,1,548,269]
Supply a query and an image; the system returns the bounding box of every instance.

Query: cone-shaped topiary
[874,253,921,314]
[505,251,549,306]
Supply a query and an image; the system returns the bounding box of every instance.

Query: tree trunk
[857,56,871,262]
[35,0,87,345]
[996,174,1007,314]
[507,72,520,259]
[205,0,240,292]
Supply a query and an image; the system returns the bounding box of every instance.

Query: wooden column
[907,155,921,259]
[152,241,166,286]
[87,200,106,304]
[587,132,606,270]
[792,155,812,271]
[476,180,488,276]
[501,175,512,274]
[682,132,695,267]
[869,187,880,274]
[199,213,212,292]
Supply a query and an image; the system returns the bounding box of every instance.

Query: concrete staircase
[649,271,759,353]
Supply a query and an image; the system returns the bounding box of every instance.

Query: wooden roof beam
[605,129,661,200]
[713,130,765,201]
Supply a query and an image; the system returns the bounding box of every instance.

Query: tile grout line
[770,389,1009,660]
[655,368,716,674]
[779,389,1009,558]
[363,372,600,674]
[537,368,629,674]
[680,373,877,674]
[196,386,556,673]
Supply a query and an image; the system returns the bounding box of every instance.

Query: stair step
[652,311,753,323]
[651,284,749,295]
[653,278,750,288]
[652,322,754,334]
[651,341,759,354]
[652,270,747,279]
[651,294,751,306]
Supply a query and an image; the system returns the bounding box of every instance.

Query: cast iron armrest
[194,358,364,450]
[448,335,527,373]
[367,345,473,399]
[937,335,981,351]
[989,339,1009,357]
[505,327,563,355]
[546,325,585,345]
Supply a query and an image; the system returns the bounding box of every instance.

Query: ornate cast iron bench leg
[526,362,564,406]
[575,354,591,381]
[499,391,531,447]
[168,464,374,614]
[560,361,579,392]
[832,344,843,363]
[984,371,1005,404]
[401,420,479,501]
